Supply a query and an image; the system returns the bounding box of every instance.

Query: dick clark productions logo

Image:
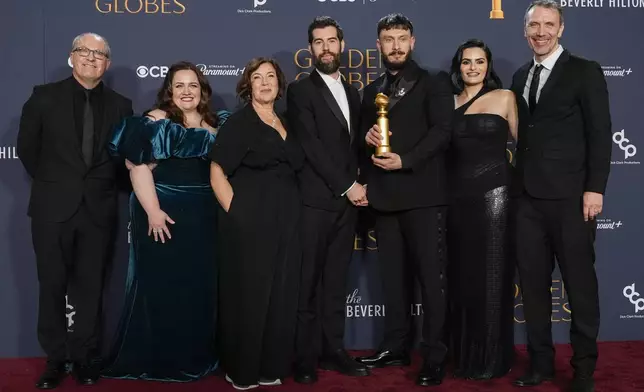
[623,284,644,313]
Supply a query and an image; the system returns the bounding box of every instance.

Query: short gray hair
[71,32,111,58]
[524,0,564,26]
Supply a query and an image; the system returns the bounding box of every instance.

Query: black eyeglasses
[72,47,109,60]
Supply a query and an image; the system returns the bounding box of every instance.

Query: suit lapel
[513,62,531,104]
[535,50,569,113]
[512,62,531,115]
[343,81,360,144]
[387,61,421,111]
[60,78,87,166]
[310,70,349,132]
[95,90,115,159]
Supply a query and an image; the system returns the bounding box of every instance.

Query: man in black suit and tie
[17,32,133,389]
[287,16,369,384]
[509,2,612,391]
[355,14,453,387]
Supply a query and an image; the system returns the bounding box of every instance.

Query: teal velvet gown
[102,112,228,382]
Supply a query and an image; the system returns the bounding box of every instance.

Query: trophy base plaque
[490,10,504,19]
[375,146,391,157]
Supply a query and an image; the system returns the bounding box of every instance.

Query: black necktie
[528,64,543,115]
[82,90,94,166]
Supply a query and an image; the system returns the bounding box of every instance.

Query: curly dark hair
[146,61,219,127]
[236,57,286,103]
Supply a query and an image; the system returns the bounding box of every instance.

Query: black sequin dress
[446,88,515,379]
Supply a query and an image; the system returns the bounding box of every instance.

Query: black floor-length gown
[447,88,515,379]
[209,104,304,386]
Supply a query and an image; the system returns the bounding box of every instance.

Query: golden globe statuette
[490,0,504,19]
[374,93,391,157]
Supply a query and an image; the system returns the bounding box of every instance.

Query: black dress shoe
[71,362,99,385]
[571,375,594,392]
[513,370,554,387]
[35,360,67,389]
[416,361,445,386]
[293,367,318,384]
[319,349,370,376]
[355,350,410,368]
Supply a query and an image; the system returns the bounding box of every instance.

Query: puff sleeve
[108,116,216,165]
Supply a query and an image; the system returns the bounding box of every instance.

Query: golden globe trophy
[374,93,391,157]
[490,0,504,19]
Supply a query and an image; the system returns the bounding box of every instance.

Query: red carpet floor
[1,342,643,391]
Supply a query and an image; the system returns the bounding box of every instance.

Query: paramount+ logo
[95,0,186,14]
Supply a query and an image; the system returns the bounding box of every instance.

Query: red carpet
[1,343,643,391]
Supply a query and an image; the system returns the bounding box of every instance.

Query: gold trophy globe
[374,93,391,157]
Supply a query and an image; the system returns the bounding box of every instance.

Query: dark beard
[314,51,341,75]
[382,49,412,72]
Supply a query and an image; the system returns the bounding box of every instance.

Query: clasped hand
[347,183,368,207]
[366,124,402,171]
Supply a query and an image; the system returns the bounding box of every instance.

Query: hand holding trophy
[366,93,402,171]
[374,93,391,157]
[365,93,392,155]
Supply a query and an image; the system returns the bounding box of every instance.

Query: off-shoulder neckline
[137,115,217,134]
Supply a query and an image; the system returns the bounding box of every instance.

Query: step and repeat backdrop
[1,0,643,358]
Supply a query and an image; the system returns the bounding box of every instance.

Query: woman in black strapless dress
[446,39,518,380]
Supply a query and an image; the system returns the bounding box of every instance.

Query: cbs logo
[136,65,168,78]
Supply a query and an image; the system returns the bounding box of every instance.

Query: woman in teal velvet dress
[102,61,228,382]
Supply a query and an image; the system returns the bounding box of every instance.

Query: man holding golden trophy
[355,13,454,387]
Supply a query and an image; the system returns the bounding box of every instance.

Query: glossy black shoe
[513,370,554,387]
[35,360,67,389]
[416,361,445,386]
[355,350,410,368]
[71,362,99,385]
[320,349,370,376]
[571,375,594,392]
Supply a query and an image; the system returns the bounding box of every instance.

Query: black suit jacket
[359,60,453,212]
[17,76,133,225]
[287,70,362,211]
[510,50,612,199]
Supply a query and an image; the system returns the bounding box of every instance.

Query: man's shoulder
[31,77,70,96]
[345,80,360,94]
[363,74,385,96]
[511,60,532,76]
[287,74,314,93]
[419,65,444,77]
[104,85,132,107]
[566,52,600,70]
[421,67,450,85]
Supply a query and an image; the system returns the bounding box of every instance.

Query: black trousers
[295,204,357,367]
[31,203,114,363]
[375,206,448,364]
[514,193,599,376]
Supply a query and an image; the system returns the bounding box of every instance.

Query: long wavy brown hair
[147,61,219,127]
